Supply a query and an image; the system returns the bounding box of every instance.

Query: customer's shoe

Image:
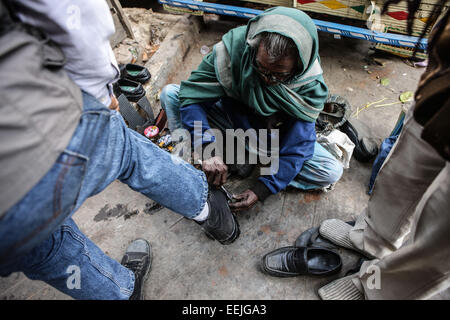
[197,188,240,245]
[119,63,151,83]
[121,239,152,300]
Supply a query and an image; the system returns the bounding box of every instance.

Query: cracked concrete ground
[1,7,448,300]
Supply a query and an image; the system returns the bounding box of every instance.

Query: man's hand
[108,94,119,111]
[229,189,258,212]
[202,156,228,187]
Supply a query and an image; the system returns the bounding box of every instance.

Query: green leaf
[380,78,390,86]
[399,91,414,103]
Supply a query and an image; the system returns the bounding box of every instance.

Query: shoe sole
[203,212,240,245]
[134,244,152,300]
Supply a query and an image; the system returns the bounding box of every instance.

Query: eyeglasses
[252,59,293,84]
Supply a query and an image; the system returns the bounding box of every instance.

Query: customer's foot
[121,239,152,300]
[318,273,365,300]
[197,188,240,245]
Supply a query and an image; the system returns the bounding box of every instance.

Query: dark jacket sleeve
[251,119,316,201]
[180,102,217,148]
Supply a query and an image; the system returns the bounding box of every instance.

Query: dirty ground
[1,6,448,300]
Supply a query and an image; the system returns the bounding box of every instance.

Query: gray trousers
[349,108,450,299]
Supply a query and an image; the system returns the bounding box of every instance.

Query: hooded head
[180,7,328,122]
[246,6,320,83]
[252,32,301,85]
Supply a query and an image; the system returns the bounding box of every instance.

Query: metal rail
[158,0,427,49]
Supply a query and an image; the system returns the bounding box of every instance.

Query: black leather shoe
[260,246,341,277]
[120,63,151,83]
[197,188,240,245]
[121,239,152,300]
[115,78,145,102]
[295,221,355,250]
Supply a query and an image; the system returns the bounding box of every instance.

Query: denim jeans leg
[17,218,134,300]
[65,93,208,219]
[118,128,208,218]
[289,142,343,190]
[0,91,208,299]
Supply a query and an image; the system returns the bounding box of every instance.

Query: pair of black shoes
[115,64,151,102]
[197,187,240,245]
[260,221,367,278]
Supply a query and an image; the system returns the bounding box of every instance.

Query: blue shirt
[180,100,316,194]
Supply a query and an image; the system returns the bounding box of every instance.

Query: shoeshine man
[161,6,344,212]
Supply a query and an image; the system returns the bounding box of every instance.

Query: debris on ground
[113,8,179,65]
[380,78,390,86]
[352,91,414,117]
[399,91,414,103]
[200,45,210,55]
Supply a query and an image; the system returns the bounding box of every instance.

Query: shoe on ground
[197,187,240,245]
[115,78,145,102]
[119,63,151,83]
[319,219,375,259]
[260,246,342,277]
[121,239,152,300]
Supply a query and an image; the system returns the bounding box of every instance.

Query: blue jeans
[161,84,342,190]
[0,92,208,299]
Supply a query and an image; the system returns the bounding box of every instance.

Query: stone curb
[143,14,202,117]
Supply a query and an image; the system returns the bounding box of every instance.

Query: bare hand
[229,189,258,212]
[108,94,119,112]
[202,156,228,187]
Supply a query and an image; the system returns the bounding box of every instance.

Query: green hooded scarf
[179,6,328,122]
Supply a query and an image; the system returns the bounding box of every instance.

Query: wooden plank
[106,0,135,48]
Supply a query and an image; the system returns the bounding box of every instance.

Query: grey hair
[258,32,298,62]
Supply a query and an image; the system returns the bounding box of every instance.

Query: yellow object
[374,101,403,108]
[320,0,348,10]
[352,97,386,118]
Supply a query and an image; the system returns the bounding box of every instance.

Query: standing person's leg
[319,161,450,300]
[360,162,450,299]
[320,108,446,259]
